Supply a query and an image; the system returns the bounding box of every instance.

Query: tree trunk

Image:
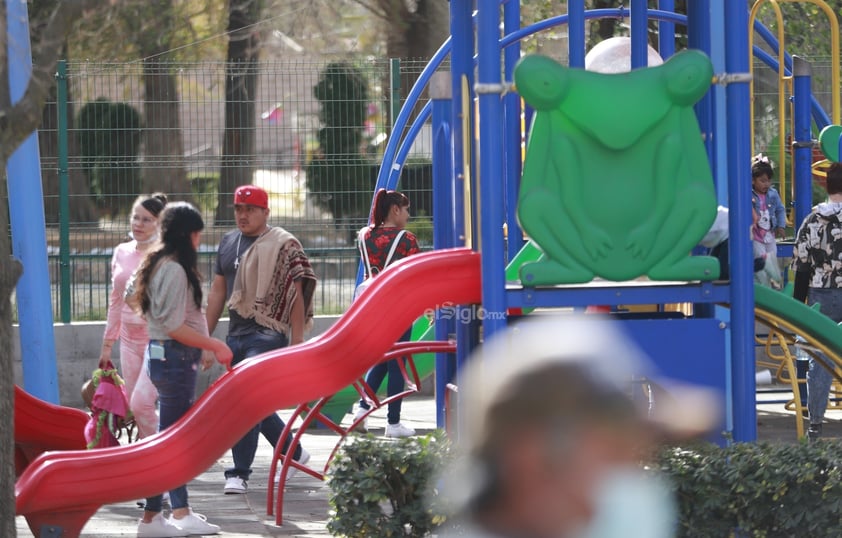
[214,0,262,226]
[378,0,448,132]
[142,58,192,202]
[0,165,22,538]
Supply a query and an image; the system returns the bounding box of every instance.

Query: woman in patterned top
[354,189,420,437]
[793,162,842,441]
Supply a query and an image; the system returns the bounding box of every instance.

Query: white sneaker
[223,476,247,494]
[385,422,416,438]
[137,512,187,537]
[276,448,311,484]
[352,406,368,433]
[162,492,170,506]
[168,509,220,535]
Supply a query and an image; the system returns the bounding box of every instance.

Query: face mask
[571,466,677,538]
[130,231,158,245]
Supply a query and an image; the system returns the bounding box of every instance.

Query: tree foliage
[77,98,143,216]
[307,62,374,232]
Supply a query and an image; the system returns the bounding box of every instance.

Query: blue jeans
[225,328,301,480]
[143,339,200,512]
[359,328,412,425]
[806,288,842,425]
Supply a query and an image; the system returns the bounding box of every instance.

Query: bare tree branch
[0,0,114,163]
[352,0,390,22]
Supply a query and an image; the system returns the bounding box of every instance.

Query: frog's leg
[646,183,720,281]
[517,131,598,285]
[518,187,597,284]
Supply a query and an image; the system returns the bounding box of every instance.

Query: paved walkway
[17,387,840,537]
[16,394,440,538]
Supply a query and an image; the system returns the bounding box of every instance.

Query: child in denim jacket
[751,154,785,288]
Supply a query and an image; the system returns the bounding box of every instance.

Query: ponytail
[369,189,410,228]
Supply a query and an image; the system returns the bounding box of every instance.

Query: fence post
[57,60,71,323]
[390,58,401,128]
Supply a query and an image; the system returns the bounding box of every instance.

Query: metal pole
[658,0,676,59]
[792,56,813,229]
[430,71,455,428]
[725,0,757,442]
[503,0,523,262]
[477,1,508,340]
[568,0,586,68]
[390,58,401,130]
[57,60,71,324]
[630,0,648,69]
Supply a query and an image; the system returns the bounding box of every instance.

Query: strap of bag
[383,230,407,269]
[358,227,373,277]
[358,228,407,277]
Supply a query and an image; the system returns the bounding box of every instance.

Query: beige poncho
[228,227,317,335]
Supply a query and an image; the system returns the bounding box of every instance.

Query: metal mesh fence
[24,50,837,321]
[28,57,433,321]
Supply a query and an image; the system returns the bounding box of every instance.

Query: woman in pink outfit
[99,193,167,439]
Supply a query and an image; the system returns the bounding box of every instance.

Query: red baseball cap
[233,185,269,209]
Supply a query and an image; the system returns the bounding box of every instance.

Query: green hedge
[659,441,842,538]
[328,433,842,537]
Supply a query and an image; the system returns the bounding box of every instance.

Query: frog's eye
[664,51,713,105]
[514,55,570,110]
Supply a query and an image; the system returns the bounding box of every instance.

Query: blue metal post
[688,2,714,160]
[476,1,507,340]
[568,0,586,68]
[724,0,757,442]
[6,0,60,402]
[710,2,729,202]
[630,0,648,69]
[658,0,676,59]
[430,72,456,428]
[792,56,813,229]
[503,0,523,262]
[450,0,472,251]
[449,0,474,433]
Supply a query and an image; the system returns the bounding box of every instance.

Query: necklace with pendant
[234,226,270,270]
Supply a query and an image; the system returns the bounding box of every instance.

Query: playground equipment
[15,249,480,536]
[16,2,842,535]
[749,0,840,219]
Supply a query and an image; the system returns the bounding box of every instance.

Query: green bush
[657,441,842,538]
[406,210,433,247]
[328,433,842,537]
[327,430,451,537]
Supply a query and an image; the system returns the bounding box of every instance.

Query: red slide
[14,385,89,476]
[16,248,482,537]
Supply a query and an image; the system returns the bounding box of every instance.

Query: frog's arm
[551,130,614,260]
[625,130,681,259]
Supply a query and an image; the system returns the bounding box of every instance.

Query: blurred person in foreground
[437,315,720,538]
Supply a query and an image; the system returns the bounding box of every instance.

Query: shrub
[657,440,842,538]
[327,430,451,537]
[329,433,842,537]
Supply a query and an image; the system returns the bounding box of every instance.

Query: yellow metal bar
[750,1,789,212]
[750,0,841,221]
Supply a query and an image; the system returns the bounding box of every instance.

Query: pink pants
[120,322,158,438]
